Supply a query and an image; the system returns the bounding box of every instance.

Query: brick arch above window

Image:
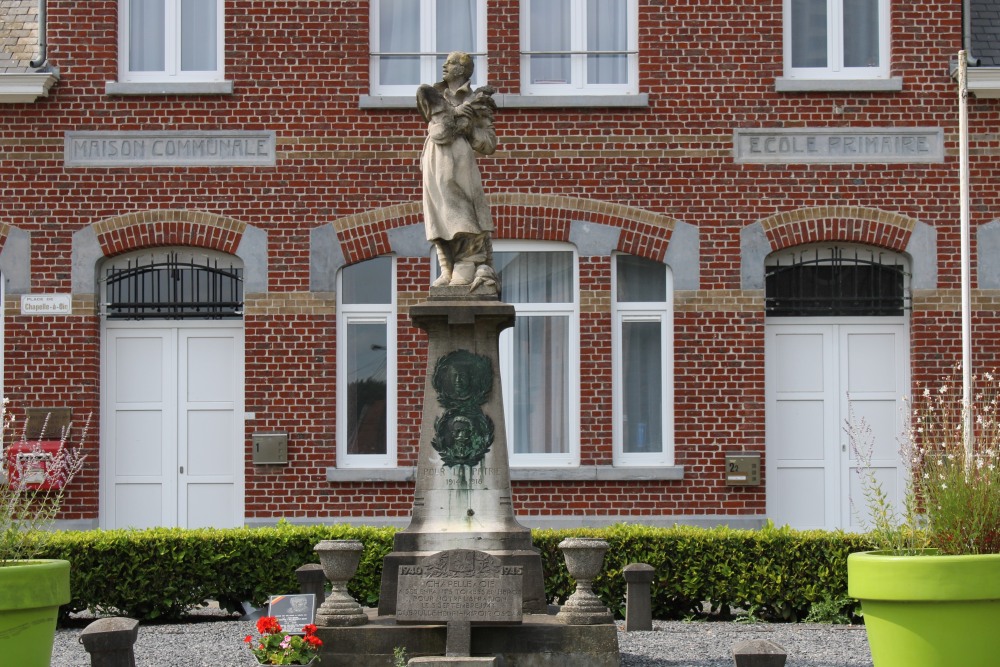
[741,207,937,291]
[327,194,680,262]
[759,206,917,253]
[92,209,247,256]
[314,195,697,291]
[73,210,267,295]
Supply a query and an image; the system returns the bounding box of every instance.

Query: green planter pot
[0,559,70,667]
[848,550,1000,667]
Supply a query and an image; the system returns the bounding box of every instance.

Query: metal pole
[958,50,974,464]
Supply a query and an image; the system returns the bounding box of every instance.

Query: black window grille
[103,252,243,320]
[765,247,909,317]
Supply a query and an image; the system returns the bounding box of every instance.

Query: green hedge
[40,524,394,621]
[38,522,874,623]
[535,523,874,622]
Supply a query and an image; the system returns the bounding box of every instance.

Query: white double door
[102,322,244,529]
[765,320,908,531]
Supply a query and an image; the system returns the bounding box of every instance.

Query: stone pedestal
[316,610,620,666]
[315,540,367,627]
[556,538,614,625]
[378,297,546,615]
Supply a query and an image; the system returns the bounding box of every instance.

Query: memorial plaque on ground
[396,549,523,624]
[266,594,316,633]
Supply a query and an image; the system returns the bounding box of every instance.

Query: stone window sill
[105,81,234,96]
[774,77,903,92]
[326,465,683,483]
[359,93,649,110]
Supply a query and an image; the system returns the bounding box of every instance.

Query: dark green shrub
[41,522,874,623]
[42,523,395,621]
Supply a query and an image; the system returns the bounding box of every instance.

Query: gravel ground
[52,616,873,667]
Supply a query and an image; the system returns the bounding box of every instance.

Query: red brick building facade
[1,0,997,531]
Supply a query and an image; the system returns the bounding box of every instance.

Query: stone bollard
[622,563,655,631]
[732,639,787,667]
[296,562,327,608]
[79,617,140,667]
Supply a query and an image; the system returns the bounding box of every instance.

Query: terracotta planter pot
[0,559,70,667]
[848,550,1000,667]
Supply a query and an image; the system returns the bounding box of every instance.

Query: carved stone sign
[64,131,277,167]
[733,127,944,164]
[396,549,523,623]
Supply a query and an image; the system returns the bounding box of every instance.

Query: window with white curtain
[337,257,398,468]
[119,0,224,82]
[612,254,673,466]
[521,0,638,95]
[371,0,488,96]
[784,0,889,79]
[495,243,579,466]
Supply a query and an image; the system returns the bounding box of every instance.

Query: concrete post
[732,639,787,667]
[622,563,655,631]
[79,617,140,667]
[296,562,327,608]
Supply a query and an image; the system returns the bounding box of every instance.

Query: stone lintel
[409,300,516,328]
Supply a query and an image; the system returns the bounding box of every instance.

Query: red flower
[302,624,318,636]
[256,616,282,635]
[244,635,253,644]
[304,634,323,648]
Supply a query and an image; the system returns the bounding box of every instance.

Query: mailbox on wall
[724,454,761,486]
[252,433,289,465]
[5,441,66,490]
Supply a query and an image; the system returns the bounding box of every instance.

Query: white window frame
[782,0,890,80]
[611,254,674,467]
[336,257,398,469]
[493,241,580,467]
[370,0,488,97]
[520,0,638,95]
[118,0,225,83]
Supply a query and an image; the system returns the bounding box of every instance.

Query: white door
[102,323,244,529]
[765,320,908,530]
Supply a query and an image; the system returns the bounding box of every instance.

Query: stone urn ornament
[314,539,367,627]
[556,537,614,625]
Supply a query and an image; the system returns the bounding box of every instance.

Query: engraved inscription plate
[396,550,523,623]
[733,127,944,164]
[266,594,317,634]
[65,131,277,167]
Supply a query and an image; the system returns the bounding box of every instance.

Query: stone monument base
[379,550,547,616]
[315,609,620,667]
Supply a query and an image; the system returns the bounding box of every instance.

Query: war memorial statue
[417,51,499,291]
[312,51,619,666]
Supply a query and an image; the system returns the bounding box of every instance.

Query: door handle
[179,466,185,474]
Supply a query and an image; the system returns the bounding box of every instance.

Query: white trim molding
[0,72,59,103]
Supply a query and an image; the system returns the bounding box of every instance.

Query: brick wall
[0,0,995,525]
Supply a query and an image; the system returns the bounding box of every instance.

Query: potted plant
[244,616,323,665]
[847,376,1000,667]
[0,402,86,667]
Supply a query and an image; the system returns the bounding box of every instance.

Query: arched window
[765,245,909,317]
[101,249,243,320]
